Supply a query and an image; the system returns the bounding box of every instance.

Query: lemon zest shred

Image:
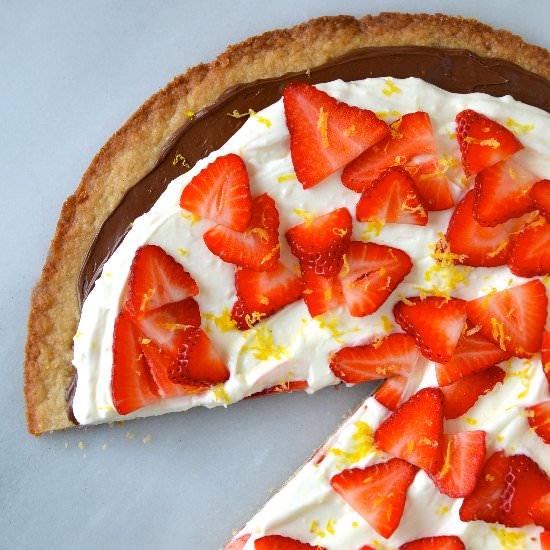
[489,525,526,549]
[241,325,288,361]
[318,107,330,148]
[211,384,231,404]
[506,117,534,135]
[203,308,237,333]
[381,79,401,96]
[328,421,379,467]
[277,173,297,183]
[293,209,315,227]
[172,153,190,168]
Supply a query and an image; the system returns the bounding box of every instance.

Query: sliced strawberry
[455,109,522,177]
[340,242,412,317]
[509,216,550,277]
[527,400,550,445]
[168,327,229,387]
[531,492,550,529]
[393,296,467,362]
[342,112,437,192]
[330,458,417,539]
[500,454,550,527]
[460,450,510,523]
[246,380,308,399]
[301,269,344,317]
[374,387,444,474]
[124,245,199,319]
[541,531,550,550]
[531,179,550,221]
[405,159,454,211]
[204,193,280,271]
[446,190,522,267]
[254,535,325,549]
[356,167,428,226]
[430,431,486,498]
[224,534,251,550]
[231,263,303,330]
[111,313,160,415]
[179,153,251,231]
[286,208,352,276]
[466,279,547,357]
[374,375,409,412]
[543,332,550,389]
[283,82,390,189]
[441,365,505,419]
[329,333,420,384]
[473,157,536,226]
[133,298,201,355]
[399,536,466,550]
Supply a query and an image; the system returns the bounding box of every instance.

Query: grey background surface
[2,2,549,549]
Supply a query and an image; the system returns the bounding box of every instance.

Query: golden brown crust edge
[24,12,550,434]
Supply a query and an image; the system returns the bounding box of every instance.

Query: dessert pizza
[23,12,550,548]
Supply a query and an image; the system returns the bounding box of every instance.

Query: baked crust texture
[24,12,550,434]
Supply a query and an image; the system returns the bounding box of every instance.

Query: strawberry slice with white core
[342,112,437,192]
[254,535,326,549]
[473,157,537,226]
[374,387,445,474]
[531,492,550,529]
[133,298,201,355]
[531,179,550,221]
[111,313,160,415]
[356,166,428,226]
[435,327,511,386]
[282,82,390,189]
[330,458,418,539]
[399,536,466,550]
[286,207,352,276]
[179,153,252,231]
[441,365,505,419]
[301,269,344,318]
[124,245,199,319]
[527,400,550,445]
[168,326,229,387]
[509,216,550,277]
[204,193,280,271]
[543,331,550,390]
[466,279,547,357]
[393,296,467,362]
[405,158,454,211]
[231,263,303,330]
[374,375,409,412]
[455,109,522,176]
[431,431,486,498]
[329,333,420,384]
[340,241,413,317]
[446,190,522,267]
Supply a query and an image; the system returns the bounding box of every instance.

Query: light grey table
[2,2,550,549]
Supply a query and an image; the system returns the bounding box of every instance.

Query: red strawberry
[204,193,280,271]
[286,208,352,276]
[330,458,417,539]
[283,82,389,189]
[441,365,505,419]
[531,179,550,221]
[446,190,522,267]
[133,298,201,355]
[342,112,437,192]
[374,375,409,412]
[430,431,486,498]
[224,534,251,550]
[531,492,550,529]
[301,269,344,317]
[405,159,454,211]
[124,245,199,319]
[167,327,229,387]
[329,333,420,384]
[455,109,522,176]
[231,263,303,330]
[399,536,466,550]
[374,387,444,474]
[466,279,547,357]
[340,242,413,317]
[179,153,251,231]
[356,167,428,226]
[526,400,550,445]
[543,331,550,389]
[460,450,510,523]
[435,327,511,386]
[542,531,550,550]
[474,157,536,226]
[254,535,325,549]
[246,380,308,399]
[111,313,160,415]
[509,216,550,277]
[393,296,467,362]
